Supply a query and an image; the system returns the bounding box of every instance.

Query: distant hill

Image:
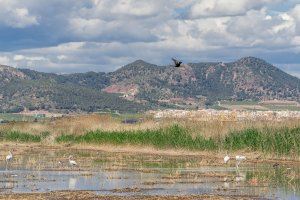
[0,65,146,113]
[105,57,300,107]
[0,56,299,113]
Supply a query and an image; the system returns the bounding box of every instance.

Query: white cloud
[0,56,10,65]
[69,18,106,38]
[290,4,300,34]
[189,0,282,18]
[82,0,172,19]
[109,0,162,17]
[0,0,298,77]
[13,54,46,61]
[0,1,38,28]
[66,0,175,42]
[13,55,25,61]
[57,55,67,60]
[8,8,38,28]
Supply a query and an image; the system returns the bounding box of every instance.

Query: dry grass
[179,119,300,138]
[0,114,161,136]
[1,113,300,140]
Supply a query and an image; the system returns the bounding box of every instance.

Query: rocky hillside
[0,57,299,113]
[0,66,146,113]
[105,57,300,106]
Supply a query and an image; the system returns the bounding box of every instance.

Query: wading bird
[172,58,182,67]
[224,154,230,164]
[68,155,77,167]
[235,155,246,170]
[5,151,13,170]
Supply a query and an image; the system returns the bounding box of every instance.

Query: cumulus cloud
[13,55,46,61]
[224,9,295,48]
[80,0,173,19]
[290,4,300,34]
[0,0,299,77]
[0,56,10,65]
[189,0,282,18]
[66,0,174,42]
[0,0,38,28]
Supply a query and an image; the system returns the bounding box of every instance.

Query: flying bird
[172,58,182,67]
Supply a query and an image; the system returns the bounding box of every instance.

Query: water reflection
[69,177,77,189]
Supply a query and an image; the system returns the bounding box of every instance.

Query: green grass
[56,125,217,150]
[56,124,300,155]
[223,127,300,155]
[2,124,299,155]
[0,131,41,142]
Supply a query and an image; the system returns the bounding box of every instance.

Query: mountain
[0,57,299,113]
[104,57,300,106]
[0,66,146,113]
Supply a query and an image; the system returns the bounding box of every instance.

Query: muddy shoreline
[0,191,262,200]
[2,142,299,166]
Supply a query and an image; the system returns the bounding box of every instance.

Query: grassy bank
[223,127,300,155]
[56,125,217,150]
[0,131,42,142]
[2,123,299,156]
[56,125,300,155]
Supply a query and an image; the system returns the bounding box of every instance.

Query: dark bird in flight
[172,58,182,67]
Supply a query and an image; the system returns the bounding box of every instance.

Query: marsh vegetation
[0,114,299,157]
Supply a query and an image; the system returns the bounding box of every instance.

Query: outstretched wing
[172,58,178,65]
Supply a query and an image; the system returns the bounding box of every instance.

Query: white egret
[68,155,77,167]
[5,151,13,170]
[235,155,246,170]
[224,154,230,164]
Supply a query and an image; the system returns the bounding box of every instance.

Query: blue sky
[0,0,299,78]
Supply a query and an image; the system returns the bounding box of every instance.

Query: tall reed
[56,125,300,155]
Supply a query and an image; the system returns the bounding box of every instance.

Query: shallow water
[0,148,299,199]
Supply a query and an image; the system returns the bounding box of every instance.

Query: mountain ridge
[0,57,299,113]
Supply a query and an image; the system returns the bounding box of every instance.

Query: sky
[0,0,299,77]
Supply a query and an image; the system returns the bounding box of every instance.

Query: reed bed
[56,125,217,150]
[1,113,300,155]
[223,127,300,155]
[1,113,299,138]
[0,131,41,142]
[56,124,300,155]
